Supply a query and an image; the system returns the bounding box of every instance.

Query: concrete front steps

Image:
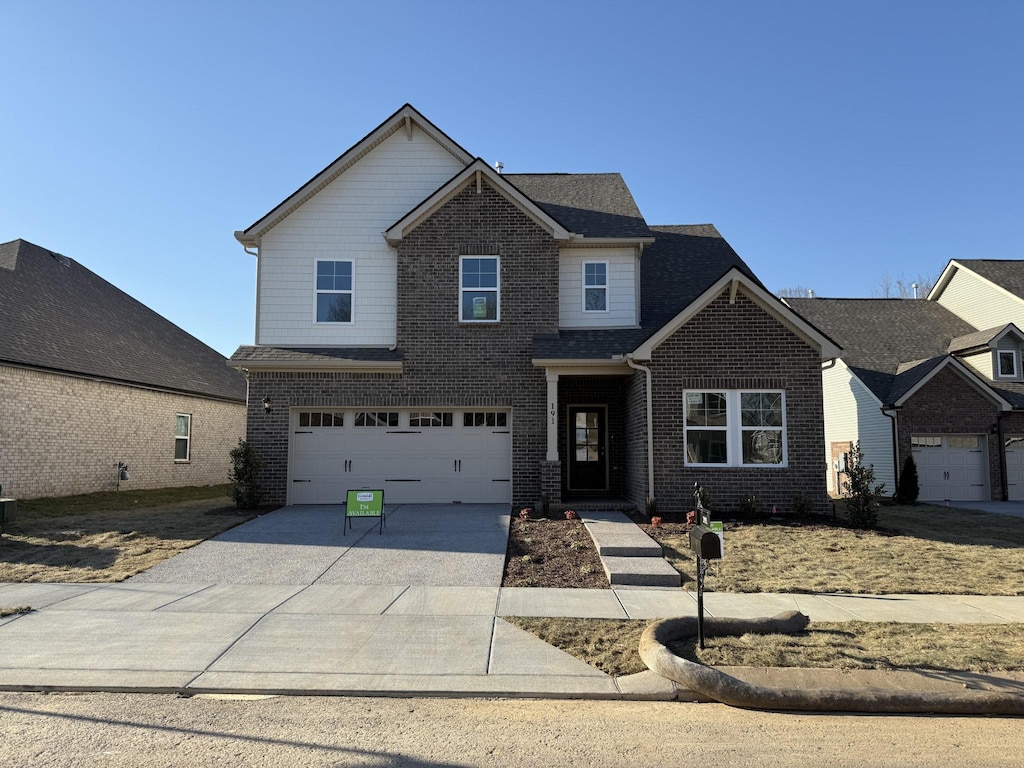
[581,511,681,588]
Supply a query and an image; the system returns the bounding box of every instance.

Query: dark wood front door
[568,406,607,490]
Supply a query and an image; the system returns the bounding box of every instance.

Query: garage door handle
[454,460,462,471]
[385,479,420,482]
[292,479,311,483]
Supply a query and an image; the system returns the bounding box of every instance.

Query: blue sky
[3,1,1022,357]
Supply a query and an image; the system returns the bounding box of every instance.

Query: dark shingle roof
[504,174,653,239]
[955,260,1024,301]
[230,346,403,365]
[787,297,977,402]
[533,225,760,359]
[0,239,246,402]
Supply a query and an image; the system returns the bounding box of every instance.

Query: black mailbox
[689,524,722,560]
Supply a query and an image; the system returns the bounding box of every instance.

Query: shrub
[842,441,886,529]
[645,497,658,518]
[739,493,763,521]
[228,439,264,510]
[896,454,920,504]
[792,494,812,520]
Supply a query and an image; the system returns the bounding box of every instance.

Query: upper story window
[684,390,786,467]
[174,413,191,462]
[460,256,500,322]
[583,261,608,312]
[997,349,1018,378]
[315,260,353,323]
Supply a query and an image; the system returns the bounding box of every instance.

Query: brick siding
[646,290,828,516]
[0,364,245,499]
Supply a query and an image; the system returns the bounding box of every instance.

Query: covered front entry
[557,376,628,501]
[912,434,988,501]
[289,408,511,505]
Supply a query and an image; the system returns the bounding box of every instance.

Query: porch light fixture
[263,395,272,413]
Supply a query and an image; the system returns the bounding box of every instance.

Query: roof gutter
[625,354,655,510]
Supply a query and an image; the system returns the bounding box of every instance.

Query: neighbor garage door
[1004,435,1024,501]
[288,409,511,505]
[911,434,988,501]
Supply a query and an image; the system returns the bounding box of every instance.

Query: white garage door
[1004,435,1024,501]
[912,434,988,501]
[289,409,511,505]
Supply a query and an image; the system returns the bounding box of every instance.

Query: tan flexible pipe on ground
[639,611,1024,715]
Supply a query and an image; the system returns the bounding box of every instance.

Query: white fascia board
[631,268,843,361]
[385,160,573,245]
[238,105,473,243]
[560,237,656,249]
[532,359,633,376]
[893,356,1012,409]
[992,322,1024,346]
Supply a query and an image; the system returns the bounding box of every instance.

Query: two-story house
[789,259,1024,502]
[230,105,839,514]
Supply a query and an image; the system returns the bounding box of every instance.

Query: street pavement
[1,503,1023,701]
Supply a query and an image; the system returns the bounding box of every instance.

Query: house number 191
[550,403,556,425]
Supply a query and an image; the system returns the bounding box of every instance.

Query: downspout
[881,405,900,496]
[626,354,655,508]
[997,410,1010,501]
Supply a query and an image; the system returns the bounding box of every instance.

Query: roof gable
[384,160,573,245]
[930,259,1024,304]
[0,239,246,401]
[891,355,1012,409]
[236,104,474,246]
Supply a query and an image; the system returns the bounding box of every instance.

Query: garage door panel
[912,434,987,501]
[289,410,511,505]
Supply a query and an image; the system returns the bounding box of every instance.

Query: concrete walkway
[2,581,1023,700]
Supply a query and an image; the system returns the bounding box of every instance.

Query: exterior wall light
[263,396,272,413]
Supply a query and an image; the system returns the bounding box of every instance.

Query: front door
[568,406,607,490]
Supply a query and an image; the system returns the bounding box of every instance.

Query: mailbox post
[690,482,722,649]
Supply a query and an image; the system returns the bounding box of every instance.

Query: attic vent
[51,252,72,267]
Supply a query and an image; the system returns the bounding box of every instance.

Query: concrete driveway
[130,504,511,586]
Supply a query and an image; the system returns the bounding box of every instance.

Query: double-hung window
[997,350,1018,378]
[460,256,499,322]
[315,260,353,323]
[684,390,786,467]
[174,413,191,462]
[583,261,608,312]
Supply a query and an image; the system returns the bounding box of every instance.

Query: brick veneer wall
[646,290,828,516]
[0,364,245,499]
[898,367,1003,499]
[247,182,560,505]
[624,369,649,508]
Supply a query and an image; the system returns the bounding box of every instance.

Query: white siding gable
[822,359,895,494]
[962,350,995,380]
[256,128,466,346]
[936,268,1024,330]
[559,247,637,328]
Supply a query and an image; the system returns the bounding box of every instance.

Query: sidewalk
[2,581,1023,700]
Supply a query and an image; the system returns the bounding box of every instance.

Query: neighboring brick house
[230,104,839,514]
[789,259,1024,502]
[0,239,247,499]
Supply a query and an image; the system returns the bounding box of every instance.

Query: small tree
[842,441,885,529]
[229,439,264,510]
[896,454,920,504]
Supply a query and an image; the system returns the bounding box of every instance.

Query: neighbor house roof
[533,225,765,360]
[786,297,978,403]
[0,239,246,402]
[952,260,1024,301]
[505,173,653,239]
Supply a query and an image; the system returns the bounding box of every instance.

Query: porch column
[546,371,559,461]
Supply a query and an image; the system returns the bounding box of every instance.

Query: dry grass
[506,617,1024,676]
[0,485,259,583]
[651,503,1024,595]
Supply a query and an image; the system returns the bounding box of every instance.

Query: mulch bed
[502,515,609,588]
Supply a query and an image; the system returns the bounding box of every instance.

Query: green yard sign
[710,520,724,559]
[344,489,385,535]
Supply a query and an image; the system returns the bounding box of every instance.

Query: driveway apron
[130,504,511,587]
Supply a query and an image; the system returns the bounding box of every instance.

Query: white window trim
[174,413,191,463]
[996,349,1018,379]
[459,255,501,323]
[582,260,609,313]
[314,258,355,325]
[683,390,788,468]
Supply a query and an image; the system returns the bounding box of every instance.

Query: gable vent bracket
[729,279,739,305]
[476,169,482,194]
[404,115,413,140]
